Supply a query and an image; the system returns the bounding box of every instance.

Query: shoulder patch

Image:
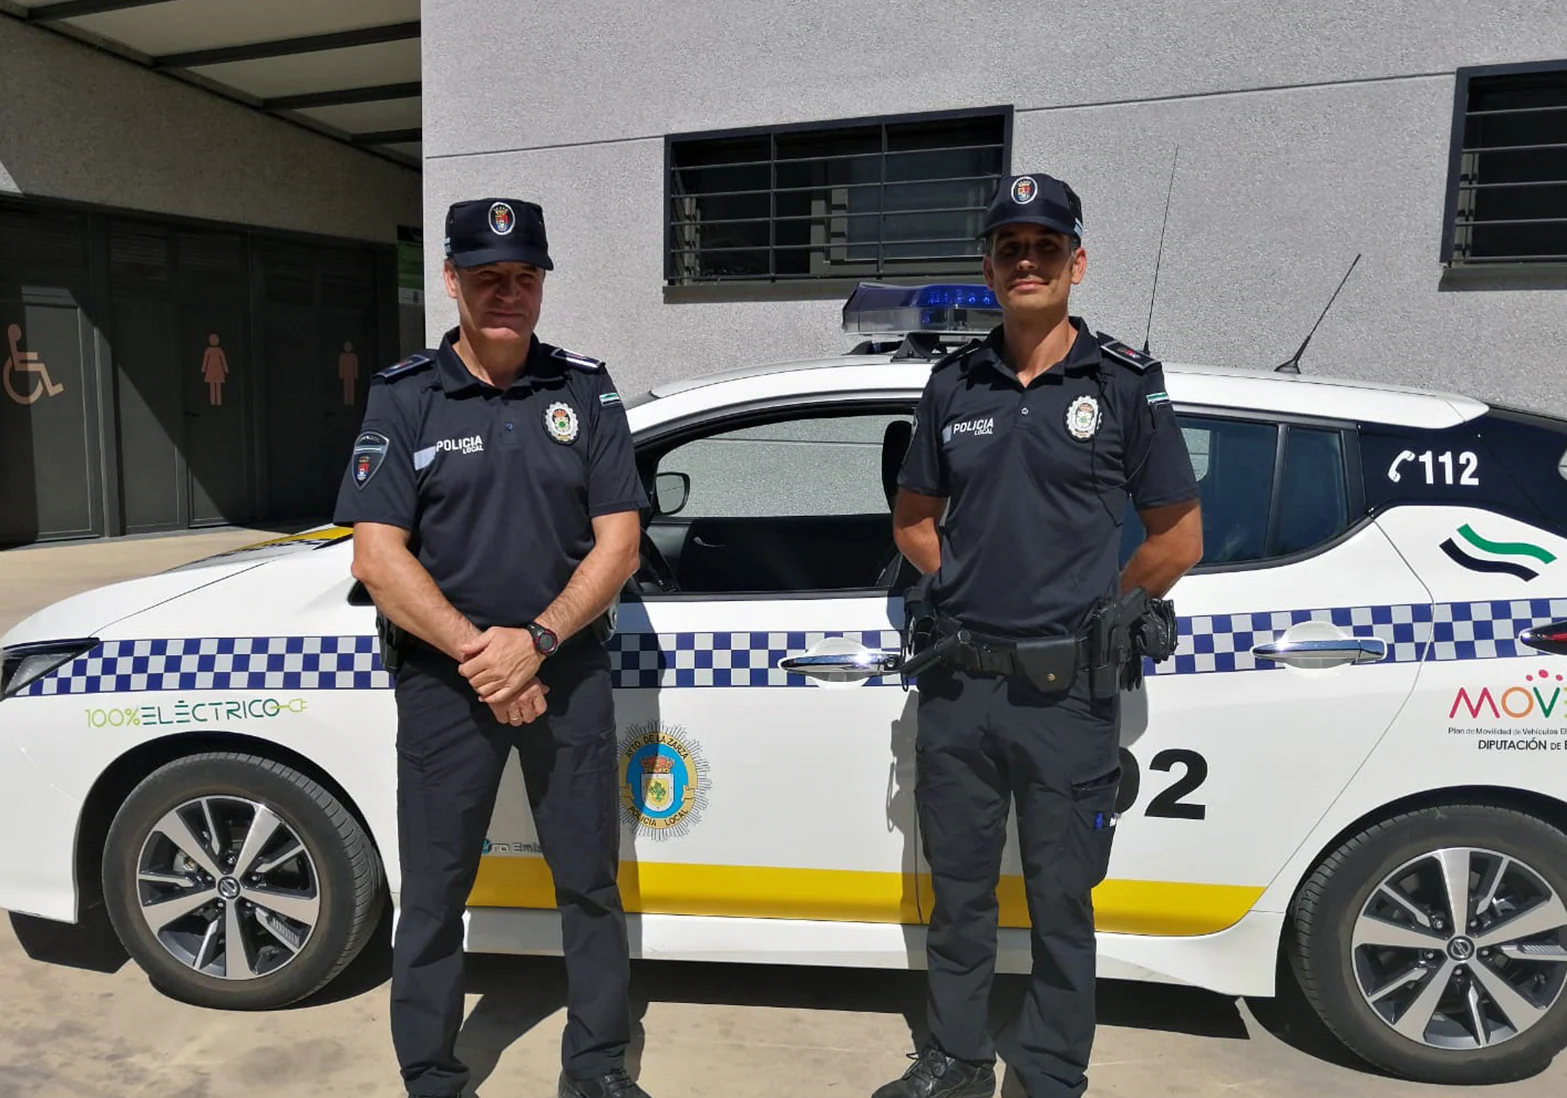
[374,352,434,382]
[1095,332,1160,374]
[930,337,984,372]
[550,346,604,372]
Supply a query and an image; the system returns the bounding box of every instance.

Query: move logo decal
[1440,523,1556,582]
[1450,669,1567,722]
[1448,668,1567,753]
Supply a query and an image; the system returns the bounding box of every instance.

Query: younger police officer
[877,174,1204,1098]
[333,198,651,1098]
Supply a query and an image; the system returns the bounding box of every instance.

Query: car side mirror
[654,471,691,516]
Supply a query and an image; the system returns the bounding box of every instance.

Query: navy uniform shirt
[898,319,1199,637]
[332,328,647,631]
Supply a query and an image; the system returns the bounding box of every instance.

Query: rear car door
[471,400,927,929]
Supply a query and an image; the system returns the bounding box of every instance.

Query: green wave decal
[1457,524,1557,565]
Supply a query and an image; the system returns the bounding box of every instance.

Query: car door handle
[691,536,724,549]
[1251,637,1387,666]
[778,639,902,682]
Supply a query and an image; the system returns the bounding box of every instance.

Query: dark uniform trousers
[915,662,1122,1098]
[389,637,630,1097]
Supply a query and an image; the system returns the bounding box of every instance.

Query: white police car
[4,284,1567,1086]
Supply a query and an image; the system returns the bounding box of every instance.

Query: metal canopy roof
[1,0,422,170]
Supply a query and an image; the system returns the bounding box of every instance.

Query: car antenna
[1275,253,1361,374]
[1142,144,1179,355]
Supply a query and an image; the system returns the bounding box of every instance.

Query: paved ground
[3,531,1566,1098]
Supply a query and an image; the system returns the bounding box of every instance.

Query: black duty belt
[923,612,1091,688]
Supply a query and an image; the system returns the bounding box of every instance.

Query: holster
[374,611,405,676]
[898,573,939,690]
[589,601,619,645]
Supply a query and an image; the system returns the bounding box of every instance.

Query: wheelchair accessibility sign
[4,323,65,406]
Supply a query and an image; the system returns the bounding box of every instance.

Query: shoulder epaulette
[1095,332,1160,374]
[930,337,984,372]
[375,352,434,381]
[550,346,605,372]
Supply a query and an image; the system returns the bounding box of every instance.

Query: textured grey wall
[421,0,1567,415]
[0,16,420,243]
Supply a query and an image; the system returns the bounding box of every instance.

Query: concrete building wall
[421,1,1567,415]
[0,15,420,243]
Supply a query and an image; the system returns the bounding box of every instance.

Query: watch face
[531,625,557,653]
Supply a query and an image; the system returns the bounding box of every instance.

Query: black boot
[558,1067,652,1098]
[871,1045,996,1098]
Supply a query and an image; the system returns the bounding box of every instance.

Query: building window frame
[663,105,1013,294]
[1441,58,1567,270]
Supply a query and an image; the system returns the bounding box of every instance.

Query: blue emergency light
[841,282,1001,335]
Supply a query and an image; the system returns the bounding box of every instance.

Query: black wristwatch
[525,622,559,657]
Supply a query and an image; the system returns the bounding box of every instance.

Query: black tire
[1288,804,1567,1085]
[101,751,383,1010]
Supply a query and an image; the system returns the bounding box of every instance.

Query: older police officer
[876,174,1204,1098]
[333,198,651,1098]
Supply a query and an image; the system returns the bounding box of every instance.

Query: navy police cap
[444,197,554,270]
[980,173,1084,242]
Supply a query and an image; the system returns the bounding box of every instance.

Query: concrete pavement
[2,530,1565,1097]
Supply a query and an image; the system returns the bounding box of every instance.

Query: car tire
[1288,804,1567,1085]
[101,751,383,1010]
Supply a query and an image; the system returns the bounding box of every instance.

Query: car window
[655,412,911,519]
[1275,426,1350,556]
[1119,415,1353,569]
[1182,417,1278,563]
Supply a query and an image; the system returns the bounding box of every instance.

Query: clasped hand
[459,627,548,727]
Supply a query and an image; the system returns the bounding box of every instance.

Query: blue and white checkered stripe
[18,599,1567,696]
[1427,598,1567,662]
[609,630,903,688]
[1148,598,1567,676]
[19,636,387,696]
[1151,603,1430,676]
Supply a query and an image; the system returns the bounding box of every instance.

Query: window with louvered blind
[1443,60,1567,267]
[665,107,1011,286]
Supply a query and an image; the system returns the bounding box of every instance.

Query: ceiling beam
[153,20,419,69]
[352,127,421,145]
[26,0,176,19]
[265,81,420,111]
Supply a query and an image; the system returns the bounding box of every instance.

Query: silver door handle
[778,650,902,681]
[1251,637,1387,665]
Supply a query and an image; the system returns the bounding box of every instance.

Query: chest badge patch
[544,401,579,444]
[351,431,390,487]
[1065,395,1102,441]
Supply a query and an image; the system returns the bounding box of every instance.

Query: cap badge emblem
[489,202,515,235]
[1011,176,1038,204]
[544,401,579,444]
[1065,394,1101,441]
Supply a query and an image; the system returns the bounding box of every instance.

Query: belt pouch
[1012,635,1079,693]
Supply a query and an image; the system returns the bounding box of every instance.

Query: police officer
[332,198,652,1098]
[875,173,1204,1098]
